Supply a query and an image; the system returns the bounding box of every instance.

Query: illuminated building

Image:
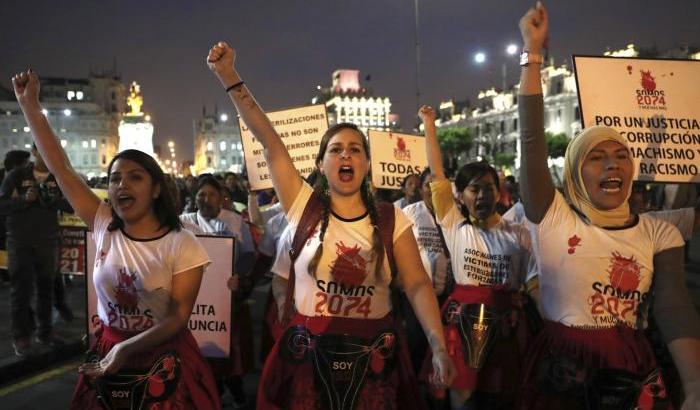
[117,81,154,156]
[435,44,700,171]
[0,70,125,178]
[192,107,244,174]
[312,69,396,132]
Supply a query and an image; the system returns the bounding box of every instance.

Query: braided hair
[306,123,385,282]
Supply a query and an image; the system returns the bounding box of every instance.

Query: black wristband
[225,81,245,93]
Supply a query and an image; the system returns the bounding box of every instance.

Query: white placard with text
[574,56,700,183]
[239,104,329,190]
[368,130,427,189]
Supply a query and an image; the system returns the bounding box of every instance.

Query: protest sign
[240,104,328,190]
[574,56,700,183]
[369,130,427,189]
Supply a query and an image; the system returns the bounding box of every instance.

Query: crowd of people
[4,2,700,409]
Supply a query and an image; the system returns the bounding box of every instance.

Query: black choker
[331,210,369,222]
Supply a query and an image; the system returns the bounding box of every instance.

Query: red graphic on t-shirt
[640,70,656,92]
[567,234,582,254]
[330,241,368,286]
[114,267,138,308]
[607,252,641,292]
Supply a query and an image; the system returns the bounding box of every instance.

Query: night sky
[2,0,699,162]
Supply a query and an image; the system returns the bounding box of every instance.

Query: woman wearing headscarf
[516,3,700,409]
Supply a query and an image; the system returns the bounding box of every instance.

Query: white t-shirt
[436,193,529,289]
[259,211,288,258]
[276,182,412,319]
[393,197,408,209]
[93,203,210,332]
[180,209,256,274]
[645,208,695,241]
[402,201,451,295]
[530,191,684,329]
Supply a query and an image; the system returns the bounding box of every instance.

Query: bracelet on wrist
[225,81,245,93]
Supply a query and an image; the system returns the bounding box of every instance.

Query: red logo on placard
[393,136,411,162]
[640,70,656,92]
[114,267,139,308]
[330,241,368,286]
[607,251,641,293]
[567,234,582,254]
[633,67,667,110]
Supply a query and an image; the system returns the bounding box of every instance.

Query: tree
[545,131,570,158]
[494,152,517,169]
[437,127,473,173]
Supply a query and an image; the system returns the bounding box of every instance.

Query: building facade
[0,71,126,178]
[312,69,396,132]
[436,44,700,172]
[192,109,245,175]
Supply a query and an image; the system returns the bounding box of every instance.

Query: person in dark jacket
[0,145,73,357]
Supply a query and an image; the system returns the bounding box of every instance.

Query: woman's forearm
[405,279,447,353]
[272,274,289,313]
[425,121,445,180]
[118,314,188,358]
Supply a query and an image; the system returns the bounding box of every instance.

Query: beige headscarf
[563,125,633,227]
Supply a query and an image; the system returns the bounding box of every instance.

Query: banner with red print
[573,55,700,183]
[368,130,428,189]
[86,234,235,358]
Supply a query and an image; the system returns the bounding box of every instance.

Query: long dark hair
[307,123,385,281]
[106,149,182,232]
[454,161,500,220]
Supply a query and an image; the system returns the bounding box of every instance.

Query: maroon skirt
[257,313,424,410]
[71,324,220,410]
[421,285,534,396]
[260,289,283,364]
[517,321,671,410]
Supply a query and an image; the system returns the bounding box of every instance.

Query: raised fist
[12,69,41,108]
[519,2,549,53]
[207,41,236,77]
[418,105,437,124]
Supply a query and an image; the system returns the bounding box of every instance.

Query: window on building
[82,141,89,148]
[556,81,563,95]
[500,120,505,133]
[82,155,88,165]
[102,155,107,165]
[206,141,213,151]
[90,139,97,149]
[207,156,212,166]
[513,118,518,131]
[220,141,227,151]
[574,107,580,120]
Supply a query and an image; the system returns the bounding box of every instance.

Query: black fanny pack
[537,354,668,410]
[279,324,397,410]
[444,301,502,370]
[85,350,181,410]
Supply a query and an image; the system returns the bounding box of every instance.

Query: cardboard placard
[86,234,235,358]
[239,104,329,190]
[368,130,427,189]
[573,56,700,183]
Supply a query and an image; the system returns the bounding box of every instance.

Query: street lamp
[474,52,486,64]
[220,113,228,122]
